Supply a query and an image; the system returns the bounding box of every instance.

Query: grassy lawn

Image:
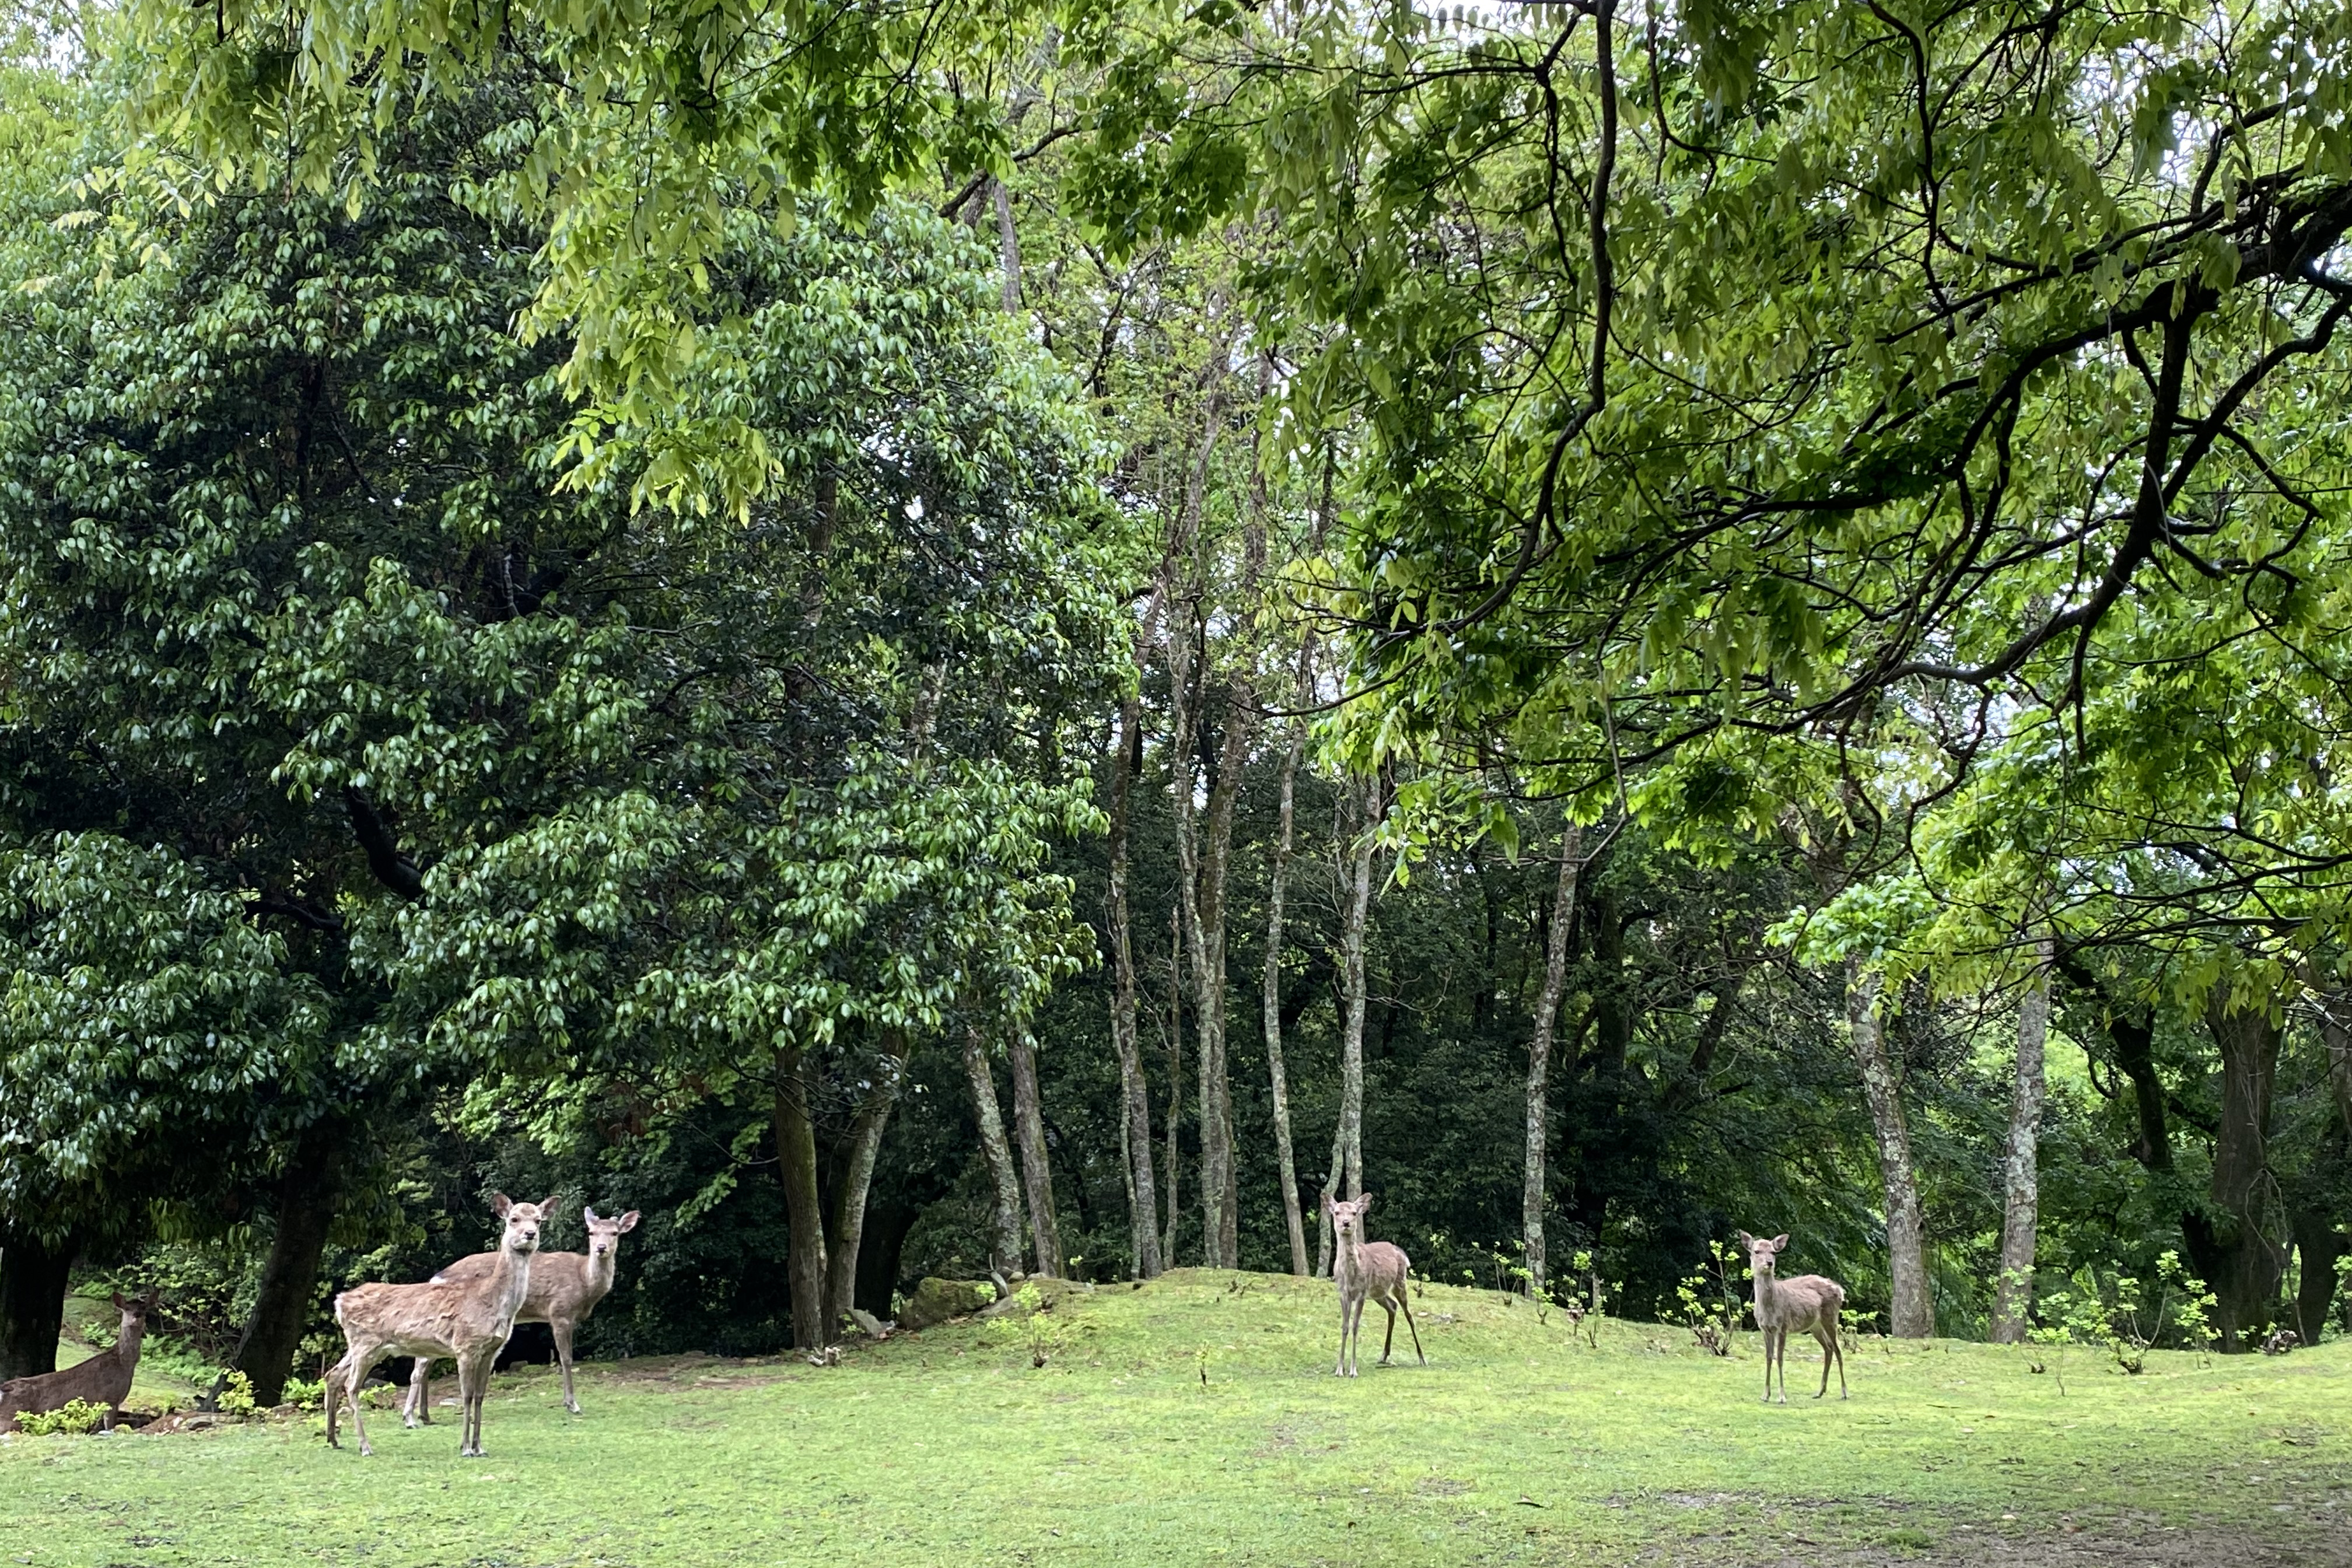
[3,1268,2348,1566]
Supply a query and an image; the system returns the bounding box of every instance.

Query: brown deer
[1738,1230,1846,1402]
[0,1291,155,1432]
[405,1205,639,1422]
[1322,1192,1423,1376]
[325,1194,552,1457]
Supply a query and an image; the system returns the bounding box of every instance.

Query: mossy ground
[3,1268,2347,1566]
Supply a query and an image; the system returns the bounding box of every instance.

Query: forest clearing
[6,1270,2351,1568]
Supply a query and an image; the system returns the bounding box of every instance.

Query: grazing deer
[1738,1230,1846,1402]
[406,1205,639,1422]
[325,1194,552,1457]
[0,1291,155,1432]
[1322,1192,1424,1377]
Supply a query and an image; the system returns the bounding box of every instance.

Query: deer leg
[1346,1294,1365,1377]
[553,1320,579,1414]
[1334,1290,1350,1377]
[1399,1294,1426,1365]
[344,1349,378,1457]
[324,1355,342,1450]
[1378,1299,1397,1366]
[405,1357,430,1427]
[1774,1328,1790,1405]
[1814,1325,1833,1398]
[1759,1326,1773,1403]
[455,1354,478,1458]
[1833,1325,1848,1400]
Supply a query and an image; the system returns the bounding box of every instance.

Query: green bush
[16,1399,106,1436]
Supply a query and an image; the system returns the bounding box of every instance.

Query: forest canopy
[1,0,2348,1400]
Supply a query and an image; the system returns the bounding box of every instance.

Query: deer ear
[618,1210,640,1233]
[492,1192,513,1217]
[1358,1193,1374,1213]
[539,1196,560,1216]
[1320,1191,1335,1216]
[1735,1230,1755,1248]
[112,1292,127,1311]
[1770,1234,1790,1252]
[583,1205,599,1224]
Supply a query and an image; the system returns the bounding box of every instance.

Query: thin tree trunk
[1336,776,1381,1203]
[0,1227,74,1382]
[961,1027,1027,1279]
[1523,823,1583,1301]
[1849,962,1932,1338]
[1105,695,1164,1278]
[824,1032,911,1340]
[1261,684,1311,1278]
[1162,904,1184,1266]
[992,178,1023,312]
[1990,946,2052,1344]
[232,1121,344,1404]
[772,1053,830,1351]
[1007,1031,1065,1278]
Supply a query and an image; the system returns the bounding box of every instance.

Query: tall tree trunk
[1316,778,1382,1276]
[961,1027,1027,1279]
[1161,903,1185,1267]
[232,1121,344,1404]
[1261,694,1311,1278]
[1171,666,1255,1269]
[0,1227,73,1381]
[772,1052,830,1351]
[2290,1204,2344,1345]
[1849,962,1933,1338]
[1104,694,1164,1278]
[824,1032,911,1341]
[1523,824,1583,1301]
[1990,947,2052,1345]
[2187,991,2285,1350]
[1007,1031,1065,1278]
[992,178,1023,312]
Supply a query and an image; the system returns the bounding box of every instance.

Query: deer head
[1323,1192,1374,1246]
[491,1194,556,1256]
[582,1206,641,1262]
[1736,1230,1790,1280]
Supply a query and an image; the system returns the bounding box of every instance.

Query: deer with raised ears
[1322,1192,1424,1377]
[0,1290,155,1432]
[325,1194,553,1457]
[1738,1230,1847,1403]
[407,1205,639,1422]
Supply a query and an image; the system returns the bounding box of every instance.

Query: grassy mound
[3,1269,2348,1565]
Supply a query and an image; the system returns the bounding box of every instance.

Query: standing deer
[325,1194,552,1457]
[0,1291,155,1432]
[405,1205,639,1422]
[1738,1230,1847,1402]
[1322,1192,1424,1376]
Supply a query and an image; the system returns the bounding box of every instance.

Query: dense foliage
[2,0,2349,1402]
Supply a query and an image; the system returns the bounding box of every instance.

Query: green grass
[3,1268,2348,1566]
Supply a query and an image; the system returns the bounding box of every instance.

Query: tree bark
[1007,1030,1065,1278]
[1316,779,1382,1276]
[992,177,1023,312]
[961,1027,1026,1279]
[2186,990,2285,1350]
[1171,665,1255,1269]
[0,1227,74,1381]
[772,1053,830,1351]
[1104,694,1163,1278]
[1990,947,2052,1345]
[1261,695,1311,1278]
[1523,824,1583,1301]
[823,1031,911,1342]
[232,1121,344,1404]
[1161,903,1185,1266]
[1849,962,1933,1338]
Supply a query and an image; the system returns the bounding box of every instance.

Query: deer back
[0,1334,138,1424]
[336,1268,528,1359]
[435,1249,596,1322]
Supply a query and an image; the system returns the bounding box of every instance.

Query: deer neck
[113,1318,145,1367]
[582,1247,617,1305]
[1334,1231,1365,1287]
[491,1241,534,1321]
[1755,1270,1783,1321]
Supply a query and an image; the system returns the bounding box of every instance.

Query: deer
[0,1290,155,1432]
[405,1205,639,1423]
[324,1194,553,1457]
[1322,1192,1424,1377]
[1738,1230,1846,1403]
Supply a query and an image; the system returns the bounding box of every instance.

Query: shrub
[16,1399,106,1436]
